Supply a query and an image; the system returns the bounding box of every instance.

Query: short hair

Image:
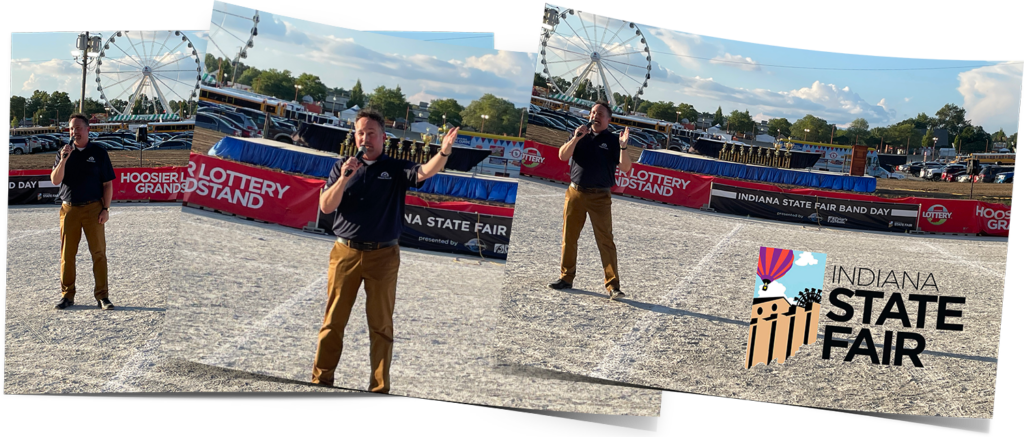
[592,100,612,117]
[68,113,90,126]
[356,108,386,131]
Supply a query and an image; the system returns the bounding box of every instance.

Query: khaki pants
[559,186,619,291]
[312,242,400,393]
[59,201,108,301]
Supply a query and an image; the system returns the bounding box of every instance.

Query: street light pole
[294,84,303,101]
[803,128,810,141]
[480,114,489,132]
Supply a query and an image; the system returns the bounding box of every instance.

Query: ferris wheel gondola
[208,7,259,84]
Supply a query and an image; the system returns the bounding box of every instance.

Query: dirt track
[523,123,1014,205]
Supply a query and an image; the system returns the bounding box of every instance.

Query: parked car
[976,165,1014,183]
[196,113,244,137]
[9,136,43,154]
[199,107,260,136]
[995,172,1014,183]
[528,113,568,131]
[146,140,192,150]
[233,107,295,143]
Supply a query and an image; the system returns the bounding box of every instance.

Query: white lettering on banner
[183,160,292,211]
[977,204,1011,231]
[14,181,38,189]
[404,213,423,225]
[737,193,780,205]
[474,222,508,236]
[615,167,692,197]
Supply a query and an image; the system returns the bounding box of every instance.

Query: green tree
[921,128,934,151]
[204,53,219,73]
[533,72,547,88]
[295,73,328,102]
[726,109,754,134]
[935,103,970,138]
[10,96,27,124]
[846,118,870,142]
[675,103,699,123]
[366,85,408,121]
[26,90,50,121]
[253,69,296,101]
[347,79,365,109]
[49,91,74,119]
[236,67,262,86]
[428,98,464,127]
[72,98,106,116]
[646,101,678,122]
[460,94,520,135]
[790,114,830,142]
[712,106,724,127]
[767,117,791,138]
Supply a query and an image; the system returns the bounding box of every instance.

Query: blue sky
[755,250,827,304]
[8,3,528,109]
[540,4,1022,133]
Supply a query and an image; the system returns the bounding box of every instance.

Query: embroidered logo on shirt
[598,143,609,150]
[86,156,96,163]
[379,171,392,180]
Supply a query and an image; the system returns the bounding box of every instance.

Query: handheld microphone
[576,120,595,137]
[343,146,368,177]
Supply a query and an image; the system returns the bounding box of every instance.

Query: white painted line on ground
[198,273,327,368]
[588,223,744,382]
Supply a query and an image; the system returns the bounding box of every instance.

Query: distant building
[411,101,431,123]
[915,127,949,148]
[695,114,714,130]
[323,91,350,113]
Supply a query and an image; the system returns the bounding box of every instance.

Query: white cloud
[794,251,818,267]
[904,97,912,102]
[464,51,534,80]
[710,53,761,71]
[958,62,1023,132]
[757,280,794,304]
[647,28,705,69]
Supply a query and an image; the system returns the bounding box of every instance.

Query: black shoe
[54,298,74,310]
[98,298,115,310]
[609,289,626,300]
[548,279,572,290]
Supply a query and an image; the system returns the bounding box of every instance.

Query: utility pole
[79,32,89,114]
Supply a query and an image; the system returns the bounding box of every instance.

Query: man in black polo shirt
[50,113,116,310]
[311,108,458,392]
[548,101,632,300]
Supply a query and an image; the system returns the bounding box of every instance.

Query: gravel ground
[491,177,1009,418]
[6,204,659,414]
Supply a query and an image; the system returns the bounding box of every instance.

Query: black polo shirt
[569,129,621,189]
[52,141,116,204]
[326,153,423,242]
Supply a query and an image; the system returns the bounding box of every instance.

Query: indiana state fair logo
[746,247,828,369]
[521,147,545,168]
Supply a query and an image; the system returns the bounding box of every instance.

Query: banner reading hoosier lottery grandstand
[8,167,187,204]
[709,183,920,232]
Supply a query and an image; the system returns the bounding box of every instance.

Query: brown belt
[569,182,611,193]
[62,200,101,207]
[336,237,399,251]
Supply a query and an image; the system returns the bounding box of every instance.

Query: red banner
[614,164,714,209]
[406,195,515,217]
[521,141,570,182]
[113,167,188,201]
[976,201,1011,237]
[896,198,980,234]
[181,154,325,229]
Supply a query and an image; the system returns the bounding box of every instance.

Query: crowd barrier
[520,141,1010,237]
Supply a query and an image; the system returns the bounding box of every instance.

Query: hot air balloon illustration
[757,247,794,291]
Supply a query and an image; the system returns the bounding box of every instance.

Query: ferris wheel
[95,31,203,116]
[208,7,259,84]
[539,6,652,112]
